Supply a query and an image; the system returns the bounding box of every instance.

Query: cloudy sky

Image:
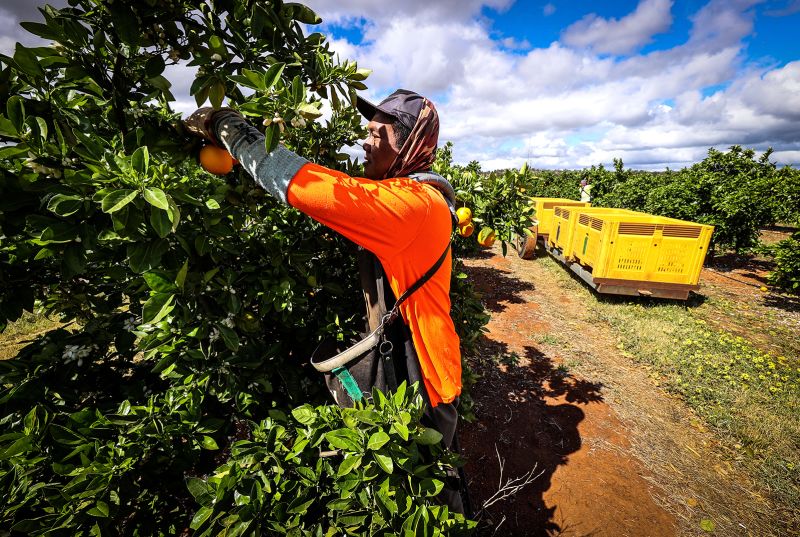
[2,0,799,170]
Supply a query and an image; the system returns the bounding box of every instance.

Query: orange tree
[0,1,479,534]
[433,142,535,257]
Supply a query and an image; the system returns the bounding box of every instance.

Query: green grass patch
[0,311,63,360]
[538,256,800,515]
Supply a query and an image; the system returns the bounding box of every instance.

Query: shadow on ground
[763,293,800,313]
[464,265,536,313]
[460,336,604,536]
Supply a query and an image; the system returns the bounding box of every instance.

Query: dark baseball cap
[356,89,426,131]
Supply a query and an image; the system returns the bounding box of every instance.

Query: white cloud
[561,0,674,55]
[543,4,556,17]
[304,0,513,25]
[2,0,798,170]
[308,0,800,170]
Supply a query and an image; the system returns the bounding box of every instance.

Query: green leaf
[101,190,137,213]
[147,75,172,93]
[6,95,25,132]
[87,500,109,517]
[205,198,221,210]
[209,35,225,54]
[197,418,225,433]
[374,453,394,474]
[19,21,63,41]
[131,147,149,174]
[337,455,362,476]
[142,292,174,324]
[28,116,48,144]
[352,410,381,425]
[143,271,175,292]
[62,244,86,278]
[149,207,172,238]
[14,44,44,79]
[144,55,165,78]
[367,431,390,451]
[175,259,188,289]
[264,123,279,153]
[263,62,285,89]
[0,436,32,459]
[296,102,322,120]
[285,3,322,24]
[200,436,219,450]
[291,405,316,425]
[325,429,361,452]
[0,145,27,159]
[287,496,315,515]
[195,235,211,256]
[291,75,304,105]
[143,188,169,210]
[190,506,213,530]
[217,324,239,351]
[47,194,82,217]
[414,428,443,446]
[349,68,372,82]
[108,3,139,45]
[391,421,409,441]
[49,424,85,445]
[127,240,169,273]
[419,478,444,497]
[0,117,17,137]
[186,477,210,500]
[209,81,226,109]
[167,196,181,230]
[700,519,716,532]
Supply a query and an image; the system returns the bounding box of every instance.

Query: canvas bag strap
[310,241,451,373]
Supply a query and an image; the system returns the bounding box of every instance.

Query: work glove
[184,106,237,144]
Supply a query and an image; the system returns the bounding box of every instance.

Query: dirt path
[459,247,779,536]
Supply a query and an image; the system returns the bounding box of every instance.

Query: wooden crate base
[542,240,698,300]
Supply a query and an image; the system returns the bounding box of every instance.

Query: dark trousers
[422,397,467,515]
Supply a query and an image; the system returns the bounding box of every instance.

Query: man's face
[363,112,400,180]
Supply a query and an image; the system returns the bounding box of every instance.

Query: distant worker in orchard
[185,89,466,513]
[580,177,592,202]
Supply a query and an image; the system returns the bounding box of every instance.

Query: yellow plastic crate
[570,211,714,285]
[550,206,639,257]
[530,198,590,238]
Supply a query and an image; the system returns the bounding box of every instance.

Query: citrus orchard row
[0,1,488,534]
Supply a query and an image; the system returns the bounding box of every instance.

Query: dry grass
[0,311,64,360]
[535,254,799,536]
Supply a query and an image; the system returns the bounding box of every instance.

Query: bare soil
[458,243,793,536]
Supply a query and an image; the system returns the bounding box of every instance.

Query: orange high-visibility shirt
[286,162,461,406]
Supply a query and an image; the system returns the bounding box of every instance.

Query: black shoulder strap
[382,241,451,326]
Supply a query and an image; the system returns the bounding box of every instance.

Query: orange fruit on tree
[477,227,496,247]
[199,144,234,175]
[456,207,472,226]
[458,222,474,237]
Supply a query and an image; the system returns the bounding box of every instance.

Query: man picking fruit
[186,89,466,513]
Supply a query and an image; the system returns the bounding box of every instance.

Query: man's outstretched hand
[184,107,238,142]
[184,107,217,140]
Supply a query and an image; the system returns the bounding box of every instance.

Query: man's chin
[363,164,378,180]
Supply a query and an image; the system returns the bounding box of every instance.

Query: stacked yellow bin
[530,198,591,240]
[569,210,714,287]
[549,206,640,260]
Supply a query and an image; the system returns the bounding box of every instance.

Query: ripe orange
[456,207,472,226]
[458,222,474,237]
[477,227,496,247]
[199,144,234,175]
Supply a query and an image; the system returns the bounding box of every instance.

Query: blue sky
[2,0,799,170]
[304,0,800,169]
